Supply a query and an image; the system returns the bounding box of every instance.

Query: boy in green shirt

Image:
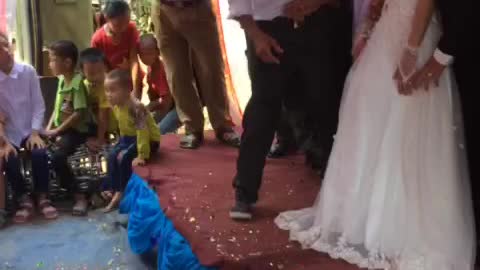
[45,40,90,216]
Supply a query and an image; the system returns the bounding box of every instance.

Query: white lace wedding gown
[275,0,476,269]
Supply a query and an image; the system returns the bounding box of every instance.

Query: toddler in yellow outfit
[103,69,160,212]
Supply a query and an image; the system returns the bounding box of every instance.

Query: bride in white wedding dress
[275,0,476,269]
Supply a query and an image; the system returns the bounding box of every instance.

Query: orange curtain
[211,0,243,126]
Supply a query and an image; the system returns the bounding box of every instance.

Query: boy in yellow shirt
[79,48,116,151]
[103,69,160,212]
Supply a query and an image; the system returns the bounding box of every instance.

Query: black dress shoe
[229,200,253,220]
[268,142,295,158]
[216,130,241,148]
[180,133,204,149]
[305,149,327,179]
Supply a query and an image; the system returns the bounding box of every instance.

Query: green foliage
[97,0,153,34]
[129,0,153,34]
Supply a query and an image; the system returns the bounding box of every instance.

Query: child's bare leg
[72,193,88,216]
[103,192,122,213]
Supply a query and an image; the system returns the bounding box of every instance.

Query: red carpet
[134,132,360,270]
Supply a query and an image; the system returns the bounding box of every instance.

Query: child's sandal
[13,208,33,224]
[13,196,34,224]
[72,200,89,216]
[38,199,58,220]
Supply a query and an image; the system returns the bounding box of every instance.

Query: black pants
[274,79,308,149]
[3,138,50,198]
[455,54,479,244]
[51,129,87,193]
[107,136,159,192]
[235,5,352,204]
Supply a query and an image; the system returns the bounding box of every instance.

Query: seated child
[138,34,181,135]
[0,32,58,223]
[103,69,161,212]
[91,0,142,97]
[45,40,91,216]
[79,48,117,151]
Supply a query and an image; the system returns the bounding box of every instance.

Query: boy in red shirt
[91,0,141,97]
[138,34,180,134]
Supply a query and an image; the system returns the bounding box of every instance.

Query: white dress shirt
[0,62,45,147]
[228,0,291,20]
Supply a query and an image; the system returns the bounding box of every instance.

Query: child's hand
[44,128,59,138]
[86,137,103,152]
[132,157,146,167]
[118,58,130,69]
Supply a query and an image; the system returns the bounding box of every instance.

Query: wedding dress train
[275,0,475,269]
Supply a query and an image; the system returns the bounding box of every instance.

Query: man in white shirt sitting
[229,0,352,220]
[0,31,58,223]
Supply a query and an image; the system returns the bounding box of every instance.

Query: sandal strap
[38,199,53,209]
[15,208,31,217]
[18,195,34,208]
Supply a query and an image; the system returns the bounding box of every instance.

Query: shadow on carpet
[0,210,155,270]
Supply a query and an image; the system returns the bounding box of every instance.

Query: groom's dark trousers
[437,0,478,259]
[234,2,352,204]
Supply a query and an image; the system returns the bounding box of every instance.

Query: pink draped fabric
[0,0,6,33]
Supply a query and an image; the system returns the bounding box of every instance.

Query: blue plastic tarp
[119,174,217,270]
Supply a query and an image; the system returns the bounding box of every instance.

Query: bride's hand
[394,45,419,95]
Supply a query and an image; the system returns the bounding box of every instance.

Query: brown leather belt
[160,0,202,8]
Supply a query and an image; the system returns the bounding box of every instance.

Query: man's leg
[0,159,5,227]
[29,147,58,219]
[3,150,26,201]
[455,57,479,258]
[183,3,230,131]
[157,5,205,144]
[269,106,297,158]
[300,5,352,175]
[231,21,294,219]
[30,148,50,195]
[0,160,4,211]
[4,148,34,223]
